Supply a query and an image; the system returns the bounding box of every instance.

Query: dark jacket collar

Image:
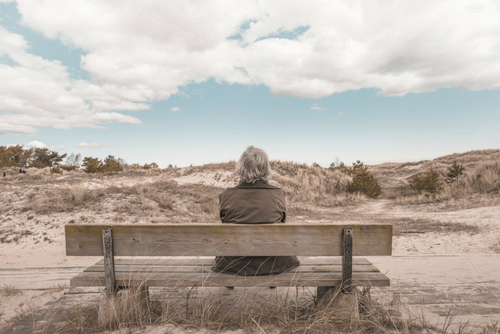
[235,180,280,189]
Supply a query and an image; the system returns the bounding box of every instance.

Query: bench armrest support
[342,228,353,294]
[102,228,116,296]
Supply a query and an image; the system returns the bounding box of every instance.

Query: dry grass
[383,217,481,236]
[393,158,500,210]
[19,179,221,224]
[57,285,437,334]
[271,161,364,210]
[491,239,500,254]
[0,284,22,296]
[53,280,500,334]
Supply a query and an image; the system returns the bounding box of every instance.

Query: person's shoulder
[219,187,237,200]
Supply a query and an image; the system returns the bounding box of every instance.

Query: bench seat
[71,257,390,288]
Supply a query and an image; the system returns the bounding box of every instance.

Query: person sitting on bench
[212,146,300,276]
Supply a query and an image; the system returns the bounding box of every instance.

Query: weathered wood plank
[84,264,381,274]
[102,228,116,296]
[70,271,390,288]
[342,228,353,293]
[66,224,392,257]
[95,257,373,266]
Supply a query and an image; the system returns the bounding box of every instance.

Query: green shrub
[143,162,159,169]
[50,167,63,174]
[102,155,123,174]
[342,161,381,199]
[60,165,78,171]
[82,157,103,173]
[83,155,123,174]
[447,161,464,182]
[409,168,444,195]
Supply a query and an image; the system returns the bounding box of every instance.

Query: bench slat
[66,224,392,257]
[94,257,373,266]
[70,271,390,288]
[84,264,381,274]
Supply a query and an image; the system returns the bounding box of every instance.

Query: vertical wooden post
[102,228,116,296]
[342,228,353,294]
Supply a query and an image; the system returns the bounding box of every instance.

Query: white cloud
[0,27,143,135]
[78,142,111,148]
[24,140,47,149]
[171,107,180,112]
[311,103,326,111]
[1,0,500,134]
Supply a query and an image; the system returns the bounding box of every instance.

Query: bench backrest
[66,223,392,257]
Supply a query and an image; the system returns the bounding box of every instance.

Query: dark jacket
[212,180,300,276]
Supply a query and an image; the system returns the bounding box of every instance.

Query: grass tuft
[0,284,22,296]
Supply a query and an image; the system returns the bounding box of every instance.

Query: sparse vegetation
[61,153,81,171]
[447,160,465,183]
[341,160,382,199]
[409,167,444,196]
[50,166,63,174]
[1,284,21,296]
[51,278,500,334]
[0,145,67,168]
[270,160,364,209]
[82,155,123,174]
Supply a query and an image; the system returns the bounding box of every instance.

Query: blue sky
[1,0,499,167]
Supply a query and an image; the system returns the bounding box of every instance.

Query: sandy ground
[1,168,499,332]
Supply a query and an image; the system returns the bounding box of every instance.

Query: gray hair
[236,146,272,184]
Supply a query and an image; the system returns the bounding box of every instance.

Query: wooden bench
[65,223,392,300]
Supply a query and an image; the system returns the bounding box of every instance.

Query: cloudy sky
[1,0,499,167]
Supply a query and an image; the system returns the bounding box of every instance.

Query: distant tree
[82,157,103,173]
[61,153,82,171]
[329,161,345,170]
[312,162,321,168]
[130,163,141,170]
[409,168,444,195]
[0,145,33,167]
[29,148,67,168]
[65,153,82,167]
[447,161,464,182]
[102,155,123,174]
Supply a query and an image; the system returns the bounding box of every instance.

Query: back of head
[236,146,272,184]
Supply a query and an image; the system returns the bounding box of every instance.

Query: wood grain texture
[70,271,390,288]
[84,264,381,274]
[66,223,392,257]
[342,228,353,293]
[95,257,373,266]
[102,228,116,296]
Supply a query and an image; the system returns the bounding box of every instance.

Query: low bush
[50,167,63,174]
[447,161,464,183]
[60,165,78,171]
[409,168,444,196]
[83,155,123,174]
[341,161,381,199]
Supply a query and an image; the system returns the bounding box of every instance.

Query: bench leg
[98,284,151,329]
[316,286,337,305]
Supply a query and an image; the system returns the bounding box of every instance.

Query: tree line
[0,145,124,174]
